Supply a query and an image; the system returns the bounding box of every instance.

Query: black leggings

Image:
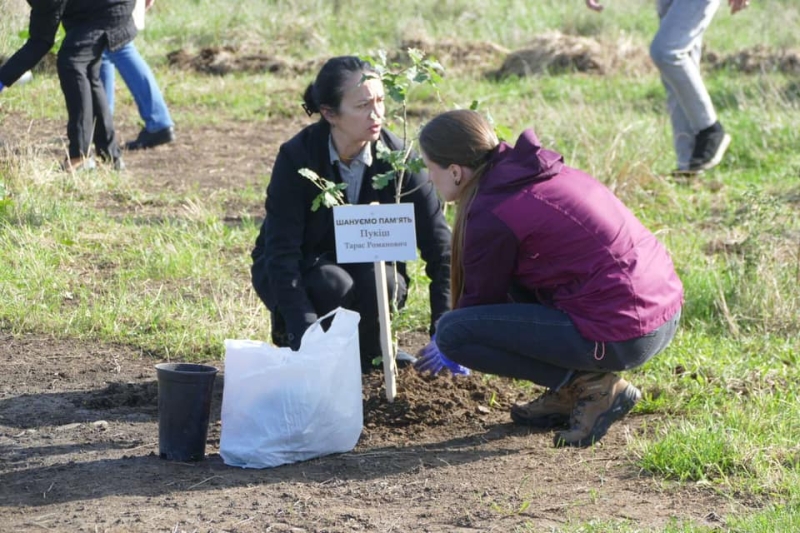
[57,31,119,160]
[263,260,407,372]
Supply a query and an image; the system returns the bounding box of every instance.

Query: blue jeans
[435,304,681,390]
[651,0,721,170]
[100,42,174,133]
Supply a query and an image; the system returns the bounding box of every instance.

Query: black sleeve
[258,146,318,347]
[401,161,452,335]
[0,1,64,87]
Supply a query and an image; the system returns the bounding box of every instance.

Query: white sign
[333,203,417,264]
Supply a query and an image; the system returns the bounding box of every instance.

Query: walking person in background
[585,0,751,174]
[415,110,683,447]
[250,56,452,374]
[0,0,136,171]
[101,0,175,150]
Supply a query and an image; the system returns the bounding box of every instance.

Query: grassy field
[2,0,800,530]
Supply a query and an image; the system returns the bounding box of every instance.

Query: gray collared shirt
[329,136,373,204]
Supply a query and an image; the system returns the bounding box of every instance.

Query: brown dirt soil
[1,108,745,531]
[0,333,740,532]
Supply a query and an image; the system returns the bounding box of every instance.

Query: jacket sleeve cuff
[286,312,319,350]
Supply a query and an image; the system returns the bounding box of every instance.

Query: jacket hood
[483,129,564,191]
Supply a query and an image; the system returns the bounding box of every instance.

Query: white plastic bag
[220,308,363,468]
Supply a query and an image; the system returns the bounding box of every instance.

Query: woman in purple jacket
[415,109,683,447]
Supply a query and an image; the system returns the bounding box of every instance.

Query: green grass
[3,0,800,530]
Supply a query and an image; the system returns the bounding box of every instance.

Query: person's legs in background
[102,41,175,150]
[100,53,117,114]
[57,38,100,169]
[89,49,123,169]
[651,0,730,173]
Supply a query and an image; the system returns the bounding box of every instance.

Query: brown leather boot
[510,385,577,428]
[554,372,641,448]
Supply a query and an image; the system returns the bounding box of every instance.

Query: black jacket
[252,120,452,342]
[0,0,136,87]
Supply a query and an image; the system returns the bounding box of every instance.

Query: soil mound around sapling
[363,366,530,433]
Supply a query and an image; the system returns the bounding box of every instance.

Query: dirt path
[0,110,740,532]
[0,332,737,532]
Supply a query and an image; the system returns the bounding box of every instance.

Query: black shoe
[125,126,175,150]
[687,122,731,173]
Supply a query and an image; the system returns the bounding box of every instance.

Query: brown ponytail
[419,110,499,308]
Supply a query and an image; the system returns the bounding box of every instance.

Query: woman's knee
[305,263,355,310]
[434,311,468,355]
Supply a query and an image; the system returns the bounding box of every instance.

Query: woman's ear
[320,106,336,124]
[448,164,463,186]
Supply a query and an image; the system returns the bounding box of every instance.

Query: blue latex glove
[0,81,4,93]
[414,334,470,376]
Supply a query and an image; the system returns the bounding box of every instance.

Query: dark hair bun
[302,83,320,116]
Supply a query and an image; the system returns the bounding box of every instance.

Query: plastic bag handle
[300,307,347,347]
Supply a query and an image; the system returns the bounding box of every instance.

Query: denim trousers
[100,42,174,133]
[435,304,681,390]
[650,0,721,170]
[57,33,119,159]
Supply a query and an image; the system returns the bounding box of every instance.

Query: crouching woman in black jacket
[251,56,452,374]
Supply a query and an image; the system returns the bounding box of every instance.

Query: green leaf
[388,84,406,103]
[494,124,513,142]
[322,191,339,208]
[297,167,320,182]
[372,171,396,190]
[407,156,426,174]
[311,196,322,212]
[407,48,424,64]
[470,100,481,111]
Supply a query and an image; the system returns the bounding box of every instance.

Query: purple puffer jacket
[459,129,684,342]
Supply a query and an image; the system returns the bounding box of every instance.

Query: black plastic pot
[155,363,218,461]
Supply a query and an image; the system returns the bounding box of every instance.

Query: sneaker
[510,386,576,428]
[687,122,731,173]
[553,372,641,448]
[60,156,96,173]
[124,126,175,150]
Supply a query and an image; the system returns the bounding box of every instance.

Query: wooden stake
[373,259,396,402]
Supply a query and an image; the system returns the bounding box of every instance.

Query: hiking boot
[687,121,731,173]
[510,386,577,428]
[554,372,641,448]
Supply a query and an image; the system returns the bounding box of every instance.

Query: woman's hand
[414,335,471,376]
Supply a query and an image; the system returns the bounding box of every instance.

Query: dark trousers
[436,303,681,389]
[268,261,408,372]
[57,34,120,160]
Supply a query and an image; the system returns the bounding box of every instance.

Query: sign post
[333,203,417,402]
